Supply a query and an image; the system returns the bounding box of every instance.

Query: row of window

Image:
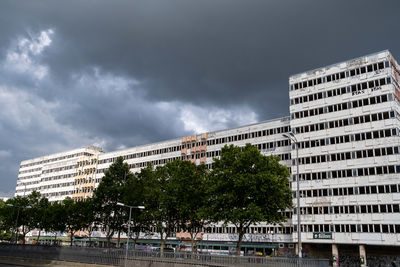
[75,178,95,185]
[290,61,388,91]
[294,164,400,182]
[97,126,291,165]
[42,190,73,198]
[186,141,291,160]
[17,174,40,181]
[206,141,290,158]
[350,78,389,94]
[40,182,74,190]
[73,187,94,194]
[77,168,96,175]
[19,167,42,175]
[147,225,293,235]
[203,226,293,235]
[295,146,399,165]
[296,128,397,150]
[40,173,75,182]
[15,186,39,194]
[97,156,183,174]
[292,93,390,120]
[295,224,400,234]
[20,152,93,168]
[77,158,98,167]
[299,203,400,215]
[97,143,292,174]
[294,110,396,134]
[294,183,400,198]
[206,126,290,146]
[16,180,39,187]
[42,164,77,174]
[290,77,390,105]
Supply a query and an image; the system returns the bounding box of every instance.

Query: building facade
[15,50,400,262]
[16,146,103,202]
[289,50,400,264]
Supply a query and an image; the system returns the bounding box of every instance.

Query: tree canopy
[208,144,292,254]
[1,145,292,252]
[92,156,132,247]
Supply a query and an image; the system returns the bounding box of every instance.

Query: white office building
[289,50,400,264]
[15,50,400,262]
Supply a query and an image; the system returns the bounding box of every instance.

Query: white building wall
[15,146,103,202]
[289,50,400,246]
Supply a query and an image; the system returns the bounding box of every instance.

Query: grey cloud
[0,0,399,196]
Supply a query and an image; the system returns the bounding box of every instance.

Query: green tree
[121,171,148,248]
[75,198,96,243]
[63,197,83,246]
[140,160,208,254]
[28,191,49,242]
[44,201,66,244]
[93,156,131,247]
[209,144,292,254]
[0,199,13,241]
[4,196,31,244]
[167,160,209,252]
[140,164,179,254]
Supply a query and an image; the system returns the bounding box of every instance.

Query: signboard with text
[313,232,332,239]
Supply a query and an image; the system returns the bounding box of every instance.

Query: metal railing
[0,244,329,267]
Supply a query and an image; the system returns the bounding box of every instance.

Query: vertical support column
[332,244,339,267]
[359,244,367,267]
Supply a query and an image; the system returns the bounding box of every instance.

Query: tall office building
[289,50,400,264]
[15,50,400,262]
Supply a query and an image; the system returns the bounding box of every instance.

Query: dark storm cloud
[0,0,399,196]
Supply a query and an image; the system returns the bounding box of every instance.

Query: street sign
[313,232,332,239]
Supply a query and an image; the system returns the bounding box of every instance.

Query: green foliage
[140,163,172,250]
[139,160,209,253]
[74,198,96,234]
[168,161,209,243]
[0,145,292,250]
[93,156,131,247]
[121,169,147,242]
[0,199,13,241]
[44,201,66,235]
[209,144,292,253]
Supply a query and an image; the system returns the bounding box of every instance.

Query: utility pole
[283,132,301,264]
[117,202,145,267]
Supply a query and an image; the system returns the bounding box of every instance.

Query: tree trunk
[88,226,92,246]
[106,228,114,248]
[54,232,57,245]
[236,227,244,256]
[160,231,166,257]
[22,233,26,244]
[190,232,195,253]
[70,230,74,246]
[117,230,121,248]
[134,231,140,250]
[107,235,112,248]
[36,230,41,242]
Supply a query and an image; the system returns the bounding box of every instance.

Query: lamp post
[117,202,145,267]
[6,203,31,244]
[282,132,302,260]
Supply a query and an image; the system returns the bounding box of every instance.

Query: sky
[0,0,399,197]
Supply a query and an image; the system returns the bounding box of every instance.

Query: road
[0,264,31,267]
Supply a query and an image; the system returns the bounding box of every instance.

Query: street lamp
[282,132,302,260]
[6,203,31,244]
[117,202,145,267]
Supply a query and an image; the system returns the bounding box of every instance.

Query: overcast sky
[0,0,399,197]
